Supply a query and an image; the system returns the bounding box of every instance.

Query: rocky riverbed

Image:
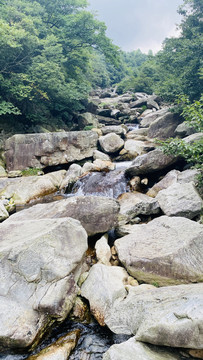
[0,89,202,360]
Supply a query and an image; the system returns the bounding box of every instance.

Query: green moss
[21,168,43,177]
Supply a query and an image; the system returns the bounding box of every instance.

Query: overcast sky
[88,0,183,53]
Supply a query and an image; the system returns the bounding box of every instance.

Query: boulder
[103,337,180,360]
[0,217,87,349]
[147,169,199,197]
[124,140,155,157]
[148,112,181,139]
[125,149,176,177]
[95,235,111,266]
[118,192,160,220]
[175,121,195,137]
[101,126,126,136]
[92,159,115,171]
[60,164,82,191]
[126,128,148,139]
[77,112,99,129]
[147,99,159,110]
[93,150,111,161]
[97,115,121,125]
[140,108,169,128]
[130,98,148,108]
[5,196,120,236]
[156,182,202,219]
[183,132,203,144]
[106,283,203,349]
[0,165,7,178]
[99,133,124,154]
[81,264,129,326]
[0,200,9,221]
[5,131,98,171]
[0,170,66,205]
[115,216,203,285]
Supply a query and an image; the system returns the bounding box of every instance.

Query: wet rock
[0,200,9,221]
[95,234,111,266]
[156,182,202,219]
[0,217,87,349]
[0,170,66,205]
[60,164,82,191]
[148,112,181,139]
[27,330,80,360]
[81,264,129,326]
[125,149,176,177]
[5,131,98,171]
[118,192,160,220]
[5,196,120,236]
[103,337,180,360]
[99,133,124,154]
[115,216,203,285]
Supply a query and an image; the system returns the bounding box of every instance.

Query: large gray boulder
[0,170,66,205]
[5,196,120,236]
[103,337,180,360]
[115,216,203,285]
[0,217,87,349]
[99,133,124,154]
[118,192,160,220]
[101,126,126,136]
[148,112,181,139]
[106,283,203,349]
[125,149,176,177]
[124,140,154,157]
[5,131,98,171]
[140,108,169,128]
[81,265,203,349]
[156,182,202,219]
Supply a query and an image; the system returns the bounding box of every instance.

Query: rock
[0,170,66,205]
[101,126,126,136]
[82,162,95,173]
[103,337,180,360]
[0,200,9,221]
[147,169,199,197]
[111,109,121,118]
[129,176,141,191]
[130,98,148,108]
[124,140,154,157]
[99,133,124,154]
[95,234,111,265]
[5,196,120,236]
[126,128,148,139]
[0,165,7,178]
[175,121,195,137]
[125,149,176,177]
[140,108,169,128]
[97,115,121,125]
[93,150,111,161]
[77,112,99,129]
[115,216,203,285]
[148,112,181,139]
[81,264,129,326]
[147,99,159,110]
[188,349,203,359]
[183,132,203,144]
[5,131,98,171]
[106,283,203,349]
[118,192,160,220]
[60,164,82,191]
[92,159,115,171]
[27,330,80,360]
[0,217,87,349]
[156,182,202,219]
[97,108,112,117]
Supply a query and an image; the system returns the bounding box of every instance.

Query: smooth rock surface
[5,196,120,236]
[60,164,82,191]
[101,126,126,136]
[103,337,180,360]
[115,216,203,285]
[148,112,181,139]
[5,131,98,171]
[125,149,176,177]
[106,283,203,349]
[0,170,66,205]
[0,217,87,349]
[99,133,124,154]
[0,200,9,221]
[93,150,111,161]
[95,235,111,266]
[140,108,169,128]
[156,182,202,219]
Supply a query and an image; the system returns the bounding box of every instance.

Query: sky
[87,0,183,54]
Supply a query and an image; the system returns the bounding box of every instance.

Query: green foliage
[83,125,94,131]
[177,94,203,132]
[0,0,120,128]
[21,167,43,176]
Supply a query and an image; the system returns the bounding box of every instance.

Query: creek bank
[0,88,202,360]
